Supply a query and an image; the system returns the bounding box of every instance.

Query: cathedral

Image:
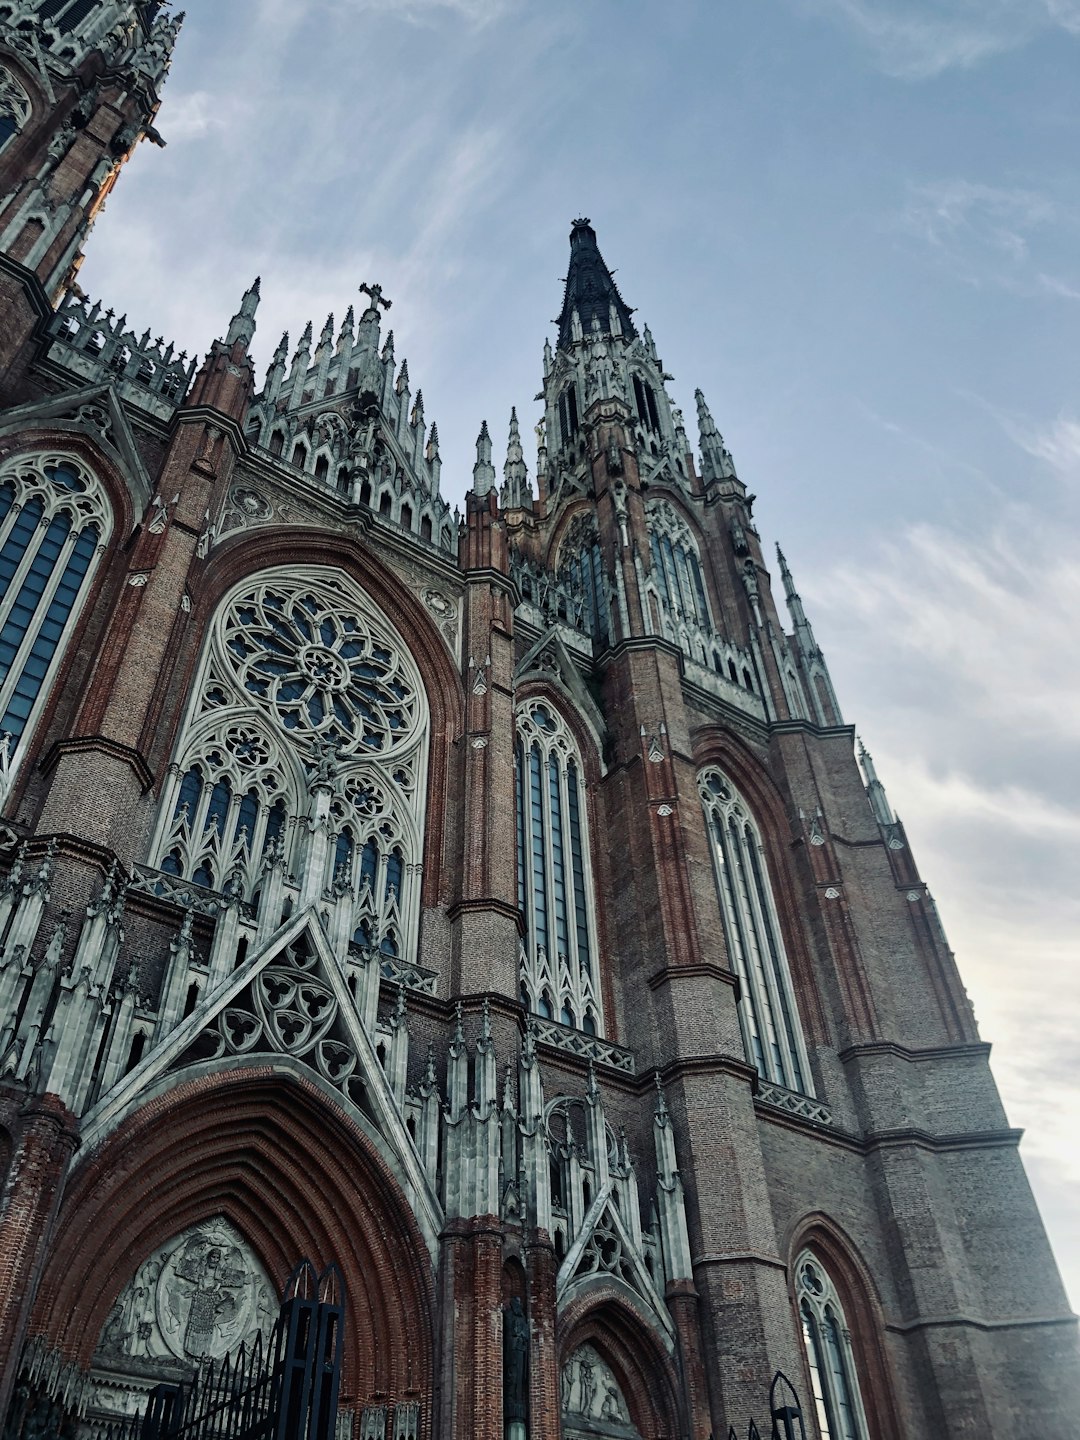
[0,4,1077,1438]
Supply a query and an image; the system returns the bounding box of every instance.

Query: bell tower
[0,0,180,374]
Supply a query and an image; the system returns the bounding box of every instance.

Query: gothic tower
[0,9,1077,1440]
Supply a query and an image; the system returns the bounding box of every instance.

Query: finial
[473,420,496,495]
[358,281,392,315]
[225,276,261,351]
[654,1070,670,1120]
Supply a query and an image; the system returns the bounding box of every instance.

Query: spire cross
[358,282,392,314]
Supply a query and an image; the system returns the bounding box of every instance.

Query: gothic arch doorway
[558,1295,680,1440]
[26,1071,435,1435]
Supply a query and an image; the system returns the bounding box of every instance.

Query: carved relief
[561,1346,633,1432]
[96,1219,275,1365]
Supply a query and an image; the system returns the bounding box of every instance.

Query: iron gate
[141,1261,344,1440]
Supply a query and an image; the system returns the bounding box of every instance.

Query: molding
[171,405,248,454]
[767,720,857,741]
[838,1040,993,1065]
[462,565,516,596]
[884,1311,1078,1336]
[647,961,738,992]
[39,734,155,791]
[445,897,523,927]
[0,252,52,324]
[691,1250,787,1272]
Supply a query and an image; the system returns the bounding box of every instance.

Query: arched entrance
[558,1292,681,1440]
[26,1068,435,1435]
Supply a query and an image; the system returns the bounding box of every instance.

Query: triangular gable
[557,1182,675,1342]
[80,907,443,1257]
[0,381,153,518]
[516,627,608,762]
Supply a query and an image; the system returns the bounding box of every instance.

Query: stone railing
[46,297,195,417]
[755,1080,833,1127]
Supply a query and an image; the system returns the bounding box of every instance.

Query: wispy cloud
[897,179,1080,301]
[804,504,1080,1299]
[796,0,1080,78]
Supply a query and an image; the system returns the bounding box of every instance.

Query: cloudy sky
[80,0,1080,1305]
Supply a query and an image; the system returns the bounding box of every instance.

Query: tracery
[698,767,812,1094]
[0,452,111,803]
[795,1252,872,1440]
[515,699,602,1035]
[0,67,31,154]
[152,567,429,960]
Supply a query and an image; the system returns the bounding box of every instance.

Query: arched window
[0,67,31,155]
[633,374,660,431]
[0,454,111,805]
[558,383,579,447]
[646,501,710,631]
[558,514,610,650]
[515,699,602,1035]
[795,1253,872,1440]
[698,768,812,1094]
[151,568,429,960]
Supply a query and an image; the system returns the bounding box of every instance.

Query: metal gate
[141,1261,345,1440]
[728,1372,807,1440]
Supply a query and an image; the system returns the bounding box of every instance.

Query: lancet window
[0,453,110,804]
[698,768,812,1094]
[557,514,610,650]
[795,1253,872,1440]
[152,568,429,960]
[0,68,31,155]
[646,501,711,631]
[515,700,602,1035]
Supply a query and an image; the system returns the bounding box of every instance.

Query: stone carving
[97,1219,275,1365]
[561,1346,631,1429]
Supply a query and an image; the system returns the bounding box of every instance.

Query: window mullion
[0,520,77,720]
[730,815,783,1083]
[741,827,798,1088]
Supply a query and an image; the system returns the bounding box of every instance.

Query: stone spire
[695,388,737,483]
[776,545,817,659]
[472,420,496,496]
[225,277,260,352]
[500,408,531,509]
[858,740,896,827]
[556,218,637,352]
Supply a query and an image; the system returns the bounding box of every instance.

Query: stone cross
[358,282,392,314]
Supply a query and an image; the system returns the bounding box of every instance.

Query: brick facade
[0,8,1077,1439]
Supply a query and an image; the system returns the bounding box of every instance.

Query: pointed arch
[0,63,32,155]
[786,1215,902,1440]
[0,450,114,807]
[148,564,430,962]
[558,1287,681,1440]
[133,529,465,909]
[28,1069,436,1416]
[515,693,604,1036]
[691,727,828,1046]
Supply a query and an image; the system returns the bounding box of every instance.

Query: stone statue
[503,1297,529,1422]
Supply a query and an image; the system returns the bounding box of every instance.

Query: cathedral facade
[0,4,1077,1438]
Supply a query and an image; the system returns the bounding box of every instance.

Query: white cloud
[897,179,1080,302]
[805,504,1080,1301]
[797,0,1080,77]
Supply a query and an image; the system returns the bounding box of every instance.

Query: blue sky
[81,0,1080,1304]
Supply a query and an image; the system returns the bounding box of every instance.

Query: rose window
[220,585,420,755]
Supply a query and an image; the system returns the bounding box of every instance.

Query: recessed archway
[27,1069,435,1423]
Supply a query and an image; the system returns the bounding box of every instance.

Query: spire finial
[556,218,637,352]
[225,277,260,352]
[695,387,737,482]
[358,281,392,315]
[501,406,532,509]
[473,420,496,495]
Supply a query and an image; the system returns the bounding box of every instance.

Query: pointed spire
[695,388,737,483]
[556,218,637,351]
[858,739,896,827]
[317,313,335,351]
[776,543,819,659]
[501,407,532,509]
[472,420,496,495]
[225,277,260,352]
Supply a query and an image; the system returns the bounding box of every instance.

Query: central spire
[555,218,637,352]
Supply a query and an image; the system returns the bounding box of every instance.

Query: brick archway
[27,1069,435,1418]
[558,1287,681,1440]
